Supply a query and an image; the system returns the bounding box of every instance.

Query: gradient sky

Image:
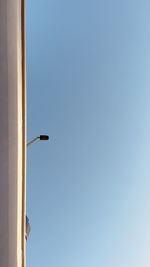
[26,1,150,266]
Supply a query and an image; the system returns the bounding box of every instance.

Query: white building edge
[0,0,26,266]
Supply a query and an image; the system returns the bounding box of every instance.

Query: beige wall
[0,0,26,266]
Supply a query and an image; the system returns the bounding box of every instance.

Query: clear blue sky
[26,1,150,266]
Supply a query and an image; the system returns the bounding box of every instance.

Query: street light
[26,134,49,240]
[27,135,49,148]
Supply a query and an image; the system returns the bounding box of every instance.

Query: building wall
[0,0,26,266]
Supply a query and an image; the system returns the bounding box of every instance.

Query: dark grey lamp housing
[39,135,49,141]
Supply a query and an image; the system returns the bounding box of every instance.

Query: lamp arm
[27,136,40,148]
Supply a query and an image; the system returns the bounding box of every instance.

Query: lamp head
[39,135,49,141]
